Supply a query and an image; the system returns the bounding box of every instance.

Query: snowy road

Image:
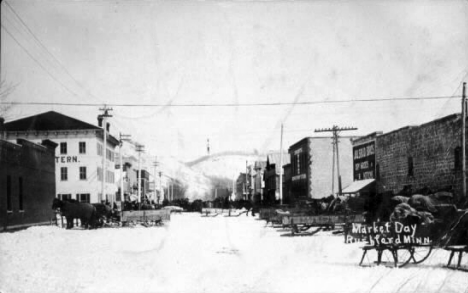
[1,213,467,293]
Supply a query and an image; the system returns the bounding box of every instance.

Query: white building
[4,111,119,204]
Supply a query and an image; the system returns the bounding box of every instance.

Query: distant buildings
[0,137,57,231]
[263,152,291,204]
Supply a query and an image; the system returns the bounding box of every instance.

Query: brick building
[374,114,464,198]
[0,138,57,231]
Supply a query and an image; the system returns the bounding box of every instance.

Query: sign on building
[353,141,375,180]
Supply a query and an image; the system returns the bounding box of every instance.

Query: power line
[1,24,85,100]
[3,1,104,103]
[2,95,462,107]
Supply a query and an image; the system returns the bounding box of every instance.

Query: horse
[92,203,114,227]
[52,198,97,229]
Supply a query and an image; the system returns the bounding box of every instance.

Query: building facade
[374,114,464,198]
[288,137,354,201]
[263,152,291,204]
[4,111,119,204]
[0,138,57,231]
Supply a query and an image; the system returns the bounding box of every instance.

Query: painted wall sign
[353,141,375,180]
[55,156,79,163]
[345,222,432,245]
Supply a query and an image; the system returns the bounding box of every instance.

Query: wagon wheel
[393,248,413,268]
[406,246,433,265]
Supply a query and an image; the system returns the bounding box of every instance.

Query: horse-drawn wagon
[345,193,468,271]
[52,198,172,229]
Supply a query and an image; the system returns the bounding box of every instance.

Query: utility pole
[159,171,163,204]
[99,106,112,204]
[331,141,336,195]
[462,82,467,200]
[315,125,357,196]
[279,124,284,205]
[119,133,131,204]
[153,160,158,204]
[135,144,145,209]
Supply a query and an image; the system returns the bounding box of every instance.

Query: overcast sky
[2,0,468,161]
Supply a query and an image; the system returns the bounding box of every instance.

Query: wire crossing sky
[2,0,468,161]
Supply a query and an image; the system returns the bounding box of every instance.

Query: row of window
[59,167,114,183]
[57,193,114,204]
[60,142,87,155]
[58,141,115,162]
[57,193,90,203]
[5,176,24,212]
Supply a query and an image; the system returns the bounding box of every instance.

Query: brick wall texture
[376,114,463,198]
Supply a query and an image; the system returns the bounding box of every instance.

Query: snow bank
[1,214,467,293]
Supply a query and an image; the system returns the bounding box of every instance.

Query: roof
[342,179,375,194]
[266,152,290,174]
[4,111,101,131]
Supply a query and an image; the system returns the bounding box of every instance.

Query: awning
[342,179,375,194]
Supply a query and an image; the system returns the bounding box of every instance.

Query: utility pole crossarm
[314,125,358,196]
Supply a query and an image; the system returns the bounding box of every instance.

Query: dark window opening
[19,177,24,210]
[376,164,381,181]
[77,194,90,203]
[61,167,68,181]
[408,157,414,177]
[7,175,12,211]
[60,142,67,155]
[79,142,86,154]
[455,147,462,170]
[79,167,87,180]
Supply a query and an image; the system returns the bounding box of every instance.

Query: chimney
[41,139,58,152]
[106,122,110,132]
[97,115,103,127]
[0,117,4,140]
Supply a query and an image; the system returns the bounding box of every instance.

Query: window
[60,142,67,154]
[79,167,87,180]
[455,147,462,170]
[97,167,102,181]
[77,193,90,203]
[60,167,68,181]
[7,175,12,212]
[79,142,86,154]
[376,164,380,181]
[97,143,103,156]
[106,149,114,162]
[408,157,414,177]
[58,194,72,201]
[19,177,24,211]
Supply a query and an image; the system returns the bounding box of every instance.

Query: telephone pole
[99,106,112,204]
[119,133,131,204]
[462,82,466,200]
[153,160,159,204]
[279,124,284,205]
[315,125,357,196]
[135,144,145,209]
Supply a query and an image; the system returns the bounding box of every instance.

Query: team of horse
[52,198,116,229]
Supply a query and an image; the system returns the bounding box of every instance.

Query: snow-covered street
[1,213,467,293]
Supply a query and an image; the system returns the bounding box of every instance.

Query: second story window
[60,142,67,154]
[97,143,103,156]
[79,167,87,180]
[79,142,86,154]
[61,167,68,181]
